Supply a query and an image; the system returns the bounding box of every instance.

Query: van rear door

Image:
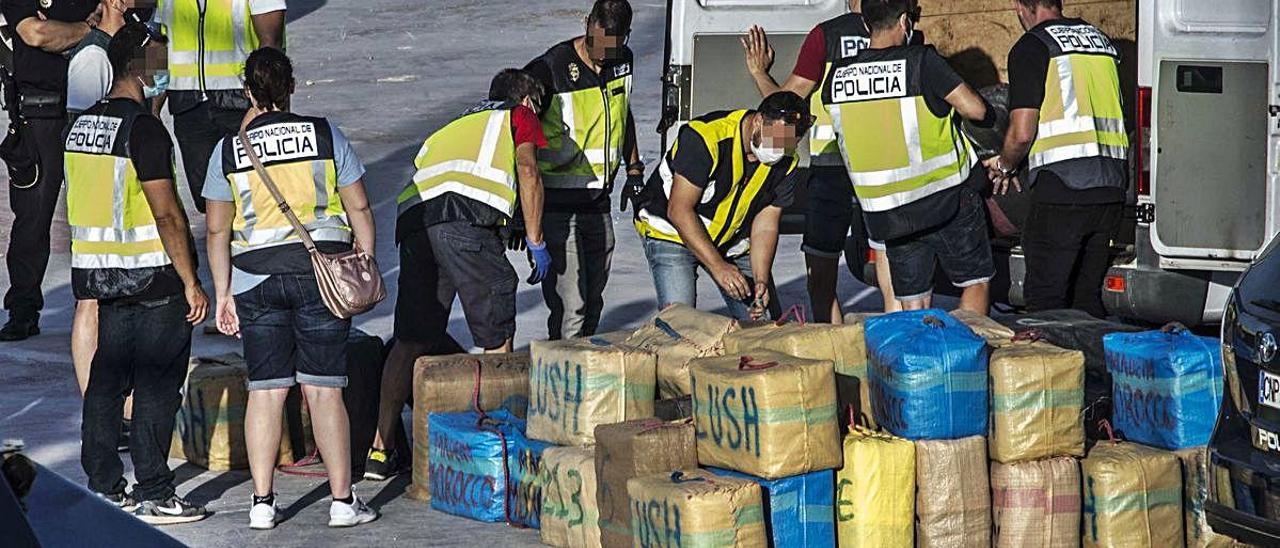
[660,0,848,152]
[1147,0,1276,262]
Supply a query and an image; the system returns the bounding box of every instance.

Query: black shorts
[393,222,517,350]
[802,166,855,258]
[236,274,351,391]
[885,186,995,301]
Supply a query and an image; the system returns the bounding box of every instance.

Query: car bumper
[1207,393,1280,545]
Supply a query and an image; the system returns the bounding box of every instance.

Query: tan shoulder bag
[237,127,386,319]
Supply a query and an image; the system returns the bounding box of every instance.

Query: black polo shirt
[1,0,96,94]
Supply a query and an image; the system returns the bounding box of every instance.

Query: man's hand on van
[741,25,775,76]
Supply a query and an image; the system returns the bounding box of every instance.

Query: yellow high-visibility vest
[221,113,351,256]
[398,102,519,218]
[159,0,268,91]
[1027,22,1129,169]
[808,13,870,167]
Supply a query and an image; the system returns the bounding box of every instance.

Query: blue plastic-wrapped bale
[707,468,835,548]
[865,310,989,440]
[1105,326,1224,450]
[429,409,542,523]
[506,430,553,529]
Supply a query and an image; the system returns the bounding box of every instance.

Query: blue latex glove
[526,238,551,284]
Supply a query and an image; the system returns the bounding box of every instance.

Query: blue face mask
[142,70,169,99]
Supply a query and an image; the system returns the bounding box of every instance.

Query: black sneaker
[362,448,399,481]
[0,315,38,342]
[132,495,209,525]
[98,491,139,512]
[117,420,131,452]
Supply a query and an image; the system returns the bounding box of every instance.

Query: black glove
[620,172,645,212]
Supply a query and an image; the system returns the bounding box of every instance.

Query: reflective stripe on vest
[538,73,631,189]
[65,112,172,270]
[811,33,870,166]
[161,0,258,91]
[398,105,518,218]
[1029,24,1129,169]
[829,95,970,213]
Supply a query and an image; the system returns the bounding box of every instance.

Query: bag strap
[237,126,319,253]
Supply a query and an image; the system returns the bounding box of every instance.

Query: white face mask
[751,131,786,165]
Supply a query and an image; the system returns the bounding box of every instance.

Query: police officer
[634,92,809,320]
[740,0,905,323]
[68,22,208,523]
[0,0,97,340]
[822,0,996,314]
[363,69,551,482]
[985,0,1128,318]
[154,0,284,212]
[523,0,639,339]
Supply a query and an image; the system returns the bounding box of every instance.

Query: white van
[662,0,1275,325]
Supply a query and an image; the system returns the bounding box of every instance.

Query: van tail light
[866,249,877,264]
[1136,86,1152,196]
[1105,274,1127,293]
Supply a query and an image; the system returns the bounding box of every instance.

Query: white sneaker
[248,499,278,530]
[328,491,378,528]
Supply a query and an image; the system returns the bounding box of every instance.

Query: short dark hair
[1015,0,1063,9]
[862,0,913,32]
[758,91,811,130]
[107,22,163,78]
[244,47,294,111]
[587,0,632,35]
[488,68,544,104]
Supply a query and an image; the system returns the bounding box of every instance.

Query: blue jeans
[642,237,757,320]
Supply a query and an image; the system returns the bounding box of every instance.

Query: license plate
[1260,370,1280,410]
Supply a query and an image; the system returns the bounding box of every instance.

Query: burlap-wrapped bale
[989,340,1085,463]
[540,446,602,548]
[1082,441,1184,548]
[1106,328,1224,450]
[625,304,738,399]
[690,351,840,479]
[171,354,310,470]
[1176,447,1252,548]
[722,320,872,428]
[527,338,656,446]
[991,457,1081,548]
[837,426,915,548]
[708,468,835,548]
[951,308,1016,347]
[627,469,767,548]
[595,419,698,548]
[916,436,991,548]
[408,352,530,501]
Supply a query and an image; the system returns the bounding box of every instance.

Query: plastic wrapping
[1176,447,1252,548]
[690,350,841,479]
[989,340,1086,463]
[708,468,835,548]
[625,304,739,398]
[507,432,552,529]
[722,320,872,427]
[836,426,916,548]
[408,352,530,501]
[950,308,1016,347]
[540,446,602,548]
[527,338,656,446]
[627,469,767,548]
[1105,327,1224,450]
[595,419,698,548]
[866,310,989,440]
[427,410,542,523]
[1082,441,1184,548]
[915,436,991,548]
[991,457,1081,548]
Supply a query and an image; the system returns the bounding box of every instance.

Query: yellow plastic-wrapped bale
[950,308,1016,347]
[627,469,767,548]
[527,338,656,446]
[916,436,991,548]
[836,426,915,548]
[690,351,841,479]
[989,339,1085,463]
[625,304,738,399]
[1083,442,1184,548]
[1176,447,1253,548]
[408,352,530,501]
[991,457,1081,548]
[541,446,602,548]
[171,354,311,470]
[596,419,699,548]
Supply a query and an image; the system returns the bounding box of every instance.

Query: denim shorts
[884,186,995,301]
[802,166,856,258]
[235,273,351,390]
